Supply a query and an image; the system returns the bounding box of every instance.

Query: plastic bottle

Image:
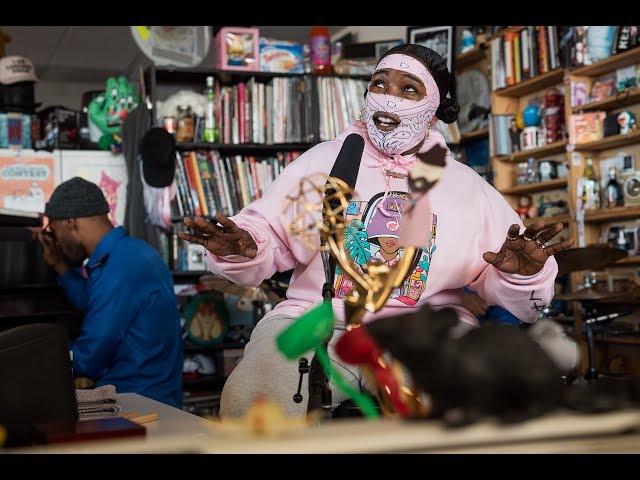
[310,26,333,75]
[605,166,623,208]
[203,76,219,143]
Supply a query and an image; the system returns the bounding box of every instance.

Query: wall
[331,26,408,43]
[35,80,107,111]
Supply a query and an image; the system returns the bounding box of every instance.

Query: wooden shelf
[455,46,486,69]
[493,69,566,98]
[595,336,640,346]
[489,26,525,41]
[500,178,568,195]
[584,205,640,223]
[524,213,570,226]
[460,128,489,143]
[153,66,371,84]
[494,139,568,162]
[177,142,316,152]
[572,88,640,114]
[611,255,640,266]
[574,130,640,152]
[571,46,640,77]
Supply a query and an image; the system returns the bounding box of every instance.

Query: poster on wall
[59,150,128,226]
[0,149,58,213]
[407,26,456,78]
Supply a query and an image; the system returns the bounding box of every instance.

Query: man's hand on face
[37,232,69,276]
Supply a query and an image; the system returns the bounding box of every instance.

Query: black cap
[44,177,109,220]
[140,127,176,188]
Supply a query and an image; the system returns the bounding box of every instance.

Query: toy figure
[88,76,140,151]
[459,29,476,53]
[516,195,533,220]
[509,118,521,153]
[542,87,565,144]
[618,111,637,134]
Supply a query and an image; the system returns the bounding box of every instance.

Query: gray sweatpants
[220,315,373,418]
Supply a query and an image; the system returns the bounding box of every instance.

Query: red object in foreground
[34,417,146,444]
[335,326,410,417]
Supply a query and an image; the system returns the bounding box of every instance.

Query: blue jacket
[59,227,183,408]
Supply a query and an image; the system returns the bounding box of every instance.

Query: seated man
[37,177,183,408]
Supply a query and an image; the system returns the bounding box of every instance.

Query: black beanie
[44,177,109,220]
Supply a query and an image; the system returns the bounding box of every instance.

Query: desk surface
[15,393,640,453]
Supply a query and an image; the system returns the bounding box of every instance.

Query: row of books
[161,226,205,272]
[491,26,561,90]
[216,77,307,144]
[316,76,368,141]
[172,150,302,219]
[212,76,368,145]
[488,114,515,156]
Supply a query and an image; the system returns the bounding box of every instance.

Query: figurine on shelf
[542,87,565,144]
[520,104,544,151]
[618,111,637,135]
[516,195,534,220]
[526,157,540,183]
[459,29,476,54]
[509,118,521,153]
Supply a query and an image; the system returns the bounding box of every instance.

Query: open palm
[483,221,574,276]
[179,213,258,259]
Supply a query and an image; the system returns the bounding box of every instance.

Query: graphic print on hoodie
[334,190,438,306]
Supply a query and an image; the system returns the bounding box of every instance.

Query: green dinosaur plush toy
[88,76,139,151]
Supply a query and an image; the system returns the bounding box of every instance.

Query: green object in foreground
[276,301,380,419]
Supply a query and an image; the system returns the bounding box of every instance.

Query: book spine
[172,152,188,217]
[521,29,530,79]
[224,156,240,214]
[189,152,208,217]
[513,34,521,84]
[183,152,203,217]
[538,26,548,73]
[235,155,249,208]
[504,33,515,86]
[177,153,196,216]
[197,153,217,216]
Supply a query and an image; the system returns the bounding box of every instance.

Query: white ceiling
[2,26,345,83]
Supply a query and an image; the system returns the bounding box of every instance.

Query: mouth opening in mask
[372,111,401,132]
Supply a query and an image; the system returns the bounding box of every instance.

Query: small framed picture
[407,26,456,75]
[375,39,404,58]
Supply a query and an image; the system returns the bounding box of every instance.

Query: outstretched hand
[178,213,258,259]
[483,220,574,276]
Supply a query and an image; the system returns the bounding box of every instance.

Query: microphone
[328,133,365,190]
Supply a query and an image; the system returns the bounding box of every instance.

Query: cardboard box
[215,27,260,71]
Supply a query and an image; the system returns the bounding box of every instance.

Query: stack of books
[217,77,311,144]
[491,26,561,90]
[173,150,301,219]
[488,114,515,156]
[315,76,368,141]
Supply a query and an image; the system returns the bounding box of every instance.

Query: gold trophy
[280,145,448,417]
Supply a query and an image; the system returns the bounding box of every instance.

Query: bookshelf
[499,177,568,195]
[494,68,567,98]
[493,139,568,162]
[175,142,317,152]
[571,87,640,114]
[460,128,489,144]
[489,26,640,377]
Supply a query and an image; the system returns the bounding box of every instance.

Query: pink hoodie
[205,121,558,326]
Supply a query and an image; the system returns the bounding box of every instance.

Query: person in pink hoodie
[180,44,574,417]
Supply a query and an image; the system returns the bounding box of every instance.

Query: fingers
[177,231,212,249]
[506,224,521,241]
[544,238,575,256]
[483,251,504,268]
[522,220,546,240]
[184,216,222,236]
[214,212,239,232]
[535,222,564,245]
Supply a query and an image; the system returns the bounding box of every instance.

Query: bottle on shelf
[604,166,623,208]
[582,157,600,210]
[310,26,333,75]
[203,76,220,144]
[617,229,629,253]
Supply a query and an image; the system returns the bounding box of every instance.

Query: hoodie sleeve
[204,142,338,287]
[466,180,558,323]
